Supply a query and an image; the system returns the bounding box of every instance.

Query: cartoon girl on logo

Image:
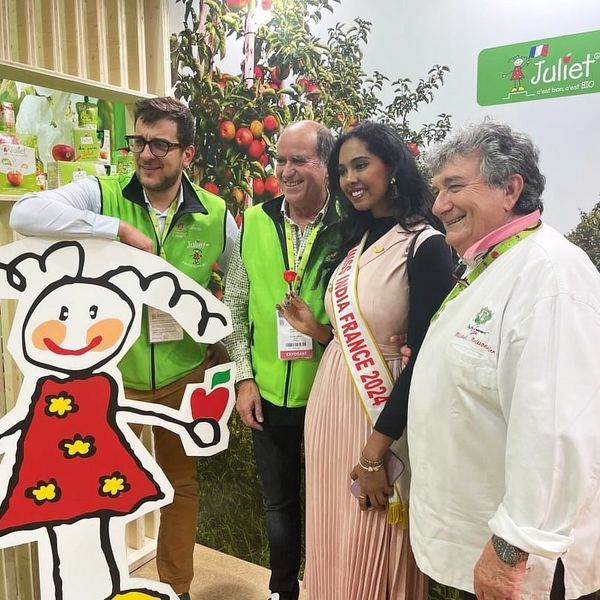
[504,55,529,92]
[0,238,234,600]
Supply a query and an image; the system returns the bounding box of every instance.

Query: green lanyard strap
[432,221,541,321]
[148,201,178,259]
[284,219,321,292]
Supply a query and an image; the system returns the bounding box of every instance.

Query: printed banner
[477,30,600,105]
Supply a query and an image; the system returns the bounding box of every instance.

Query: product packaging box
[113,151,135,175]
[97,129,111,163]
[73,128,99,161]
[0,132,40,195]
[47,161,102,189]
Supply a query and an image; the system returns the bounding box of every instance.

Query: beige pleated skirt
[303,339,427,600]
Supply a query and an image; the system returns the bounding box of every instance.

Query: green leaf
[212,369,231,388]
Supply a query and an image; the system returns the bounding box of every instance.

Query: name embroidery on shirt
[454,306,496,355]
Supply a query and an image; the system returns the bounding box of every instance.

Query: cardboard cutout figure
[0,238,235,600]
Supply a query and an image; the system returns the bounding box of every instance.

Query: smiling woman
[277,121,455,600]
[337,137,394,218]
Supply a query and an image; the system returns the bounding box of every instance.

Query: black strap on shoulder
[407,228,426,286]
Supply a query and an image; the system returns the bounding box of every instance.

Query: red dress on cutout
[0,374,163,535]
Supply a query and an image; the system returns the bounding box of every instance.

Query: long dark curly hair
[323,121,441,282]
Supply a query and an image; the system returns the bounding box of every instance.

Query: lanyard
[148,201,178,259]
[284,219,321,292]
[432,221,541,321]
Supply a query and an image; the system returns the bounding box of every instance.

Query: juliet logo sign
[477,30,600,106]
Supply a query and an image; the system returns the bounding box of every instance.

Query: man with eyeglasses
[10,96,238,600]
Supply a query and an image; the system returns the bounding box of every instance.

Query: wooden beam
[46,0,66,72]
[0,0,10,61]
[142,0,170,96]
[84,0,108,84]
[0,59,155,103]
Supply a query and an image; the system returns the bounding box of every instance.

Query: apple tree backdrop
[566,202,600,272]
[171,0,451,218]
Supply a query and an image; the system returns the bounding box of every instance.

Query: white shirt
[408,224,600,598]
[9,176,238,271]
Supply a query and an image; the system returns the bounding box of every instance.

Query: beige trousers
[127,343,229,594]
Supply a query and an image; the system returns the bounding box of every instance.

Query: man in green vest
[224,120,338,600]
[10,96,237,600]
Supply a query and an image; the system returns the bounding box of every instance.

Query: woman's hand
[277,293,332,345]
[350,463,393,511]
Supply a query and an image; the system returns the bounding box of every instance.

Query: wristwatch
[491,535,529,567]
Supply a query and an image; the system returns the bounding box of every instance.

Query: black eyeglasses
[124,135,184,158]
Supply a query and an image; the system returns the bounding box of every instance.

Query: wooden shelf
[0,59,156,104]
[0,193,19,203]
[0,0,171,101]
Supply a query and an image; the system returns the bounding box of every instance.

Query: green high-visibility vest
[241,197,338,408]
[99,171,227,390]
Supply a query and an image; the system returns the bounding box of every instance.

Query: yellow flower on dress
[110,591,170,600]
[59,434,96,458]
[44,391,78,418]
[25,478,61,505]
[99,472,131,498]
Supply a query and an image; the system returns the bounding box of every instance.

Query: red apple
[190,386,229,421]
[218,120,236,141]
[202,181,220,195]
[226,0,248,12]
[407,142,420,158]
[252,178,265,197]
[247,139,266,160]
[259,153,270,168]
[264,175,281,197]
[254,65,265,80]
[235,127,253,148]
[306,83,321,100]
[261,0,272,9]
[250,119,264,138]
[296,77,311,91]
[6,170,23,186]
[263,114,279,133]
[51,144,76,162]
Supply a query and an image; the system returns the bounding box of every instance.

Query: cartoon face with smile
[22,279,135,373]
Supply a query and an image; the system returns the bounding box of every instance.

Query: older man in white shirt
[408,120,600,600]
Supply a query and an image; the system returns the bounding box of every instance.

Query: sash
[330,232,407,526]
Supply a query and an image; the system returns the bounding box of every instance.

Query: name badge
[148,307,184,343]
[276,311,313,360]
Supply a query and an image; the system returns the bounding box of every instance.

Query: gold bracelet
[359,454,384,472]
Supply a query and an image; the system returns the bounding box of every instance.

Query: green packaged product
[76,96,98,130]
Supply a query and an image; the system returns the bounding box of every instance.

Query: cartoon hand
[185,417,221,449]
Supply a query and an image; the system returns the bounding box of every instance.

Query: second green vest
[241,197,338,408]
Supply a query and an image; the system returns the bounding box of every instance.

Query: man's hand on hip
[236,379,264,431]
[118,220,154,253]
[474,539,527,600]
